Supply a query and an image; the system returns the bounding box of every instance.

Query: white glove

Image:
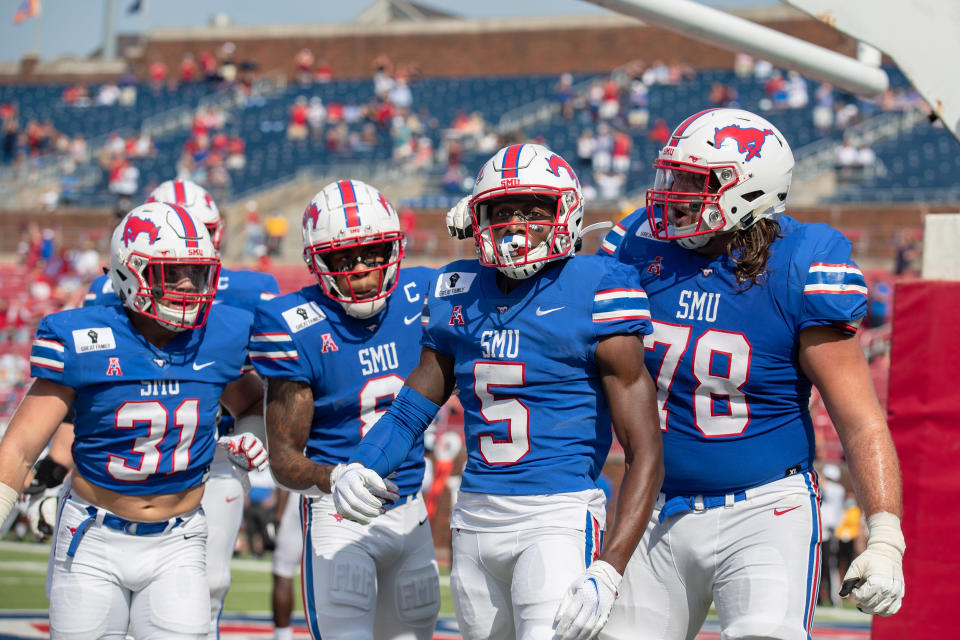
[840,512,905,616]
[554,560,622,640]
[331,462,399,525]
[445,195,474,240]
[26,487,59,539]
[217,433,268,472]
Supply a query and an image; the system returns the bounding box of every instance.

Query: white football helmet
[109,203,220,331]
[646,108,794,249]
[146,179,223,250]
[301,179,405,319]
[470,143,583,279]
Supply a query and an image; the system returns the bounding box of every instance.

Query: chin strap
[581,220,614,236]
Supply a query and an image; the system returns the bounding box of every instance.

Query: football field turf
[0,540,872,639]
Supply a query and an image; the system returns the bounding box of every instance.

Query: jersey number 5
[108,400,201,481]
[475,361,530,464]
[646,321,752,437]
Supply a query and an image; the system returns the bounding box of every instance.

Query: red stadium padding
[873,281,960,640]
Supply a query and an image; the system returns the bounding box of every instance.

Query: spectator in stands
[180,52,198,83]
[576,129,596,171]
[592,123,613,173]
[596,169,626,202]
[733,52,754,78]
[647,117,671,146]
[226,134,246,170]
[148,58,168,92]
[2,110,18,163]
[611,130,632,174]
[372,53,395,99]
[813,83,835,133]
[218,41,238,85]
[599,77,620,121]
[389,77,413,110]
[287,97,309,140]
[242,202,267,261]
[626,79,650,130]
[556,72,575,119]
[95,83,120,107]
[315,58,333,83]
[893,230,922,276]
[265,210,289,257]
[866,280,892,328]
[200,50,219,84]
[295,47,315,84]
[306,97,326,138]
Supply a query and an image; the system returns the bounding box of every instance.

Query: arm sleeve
[30,316,71,387]
[796,225,868,334]
[353,385,440,476]
[596,209,645,258]
[591,260,654,347]
[248,303,312,383]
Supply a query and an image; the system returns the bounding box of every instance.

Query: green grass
[0,541,456,617]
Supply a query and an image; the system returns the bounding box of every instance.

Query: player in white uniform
[598,108,905,639]
[0,203,267,639]
[270,489,304,640]
[334,144,664,640]
[252,180,440,640]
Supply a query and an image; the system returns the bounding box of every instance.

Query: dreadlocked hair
[727,218,781,289]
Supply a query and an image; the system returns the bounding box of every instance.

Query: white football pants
[201,453,248,639]
[301,492,440,640]
[601,472,823,640]
[48,493,209,640]
[450,519,603,640]
[272,490,304,579]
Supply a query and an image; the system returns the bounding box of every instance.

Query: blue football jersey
[611,211,867,495]
[422,256,653,496]
[597,210,646,259]
[29,303,252,495]
[214,267,280,311]
[249,267,435,498]
[83,267,279,310]
[83,274,117,307]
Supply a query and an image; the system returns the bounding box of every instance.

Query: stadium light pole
[580,0,889,96]
[102,0,118,60]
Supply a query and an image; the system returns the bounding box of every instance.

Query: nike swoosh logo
[774,506,801,516]
[535,306,564,316]
[184,533,201,539]
[193,361,216,370]
[225,495,241,503]
[404,313,422,325]
[418,517,428,527]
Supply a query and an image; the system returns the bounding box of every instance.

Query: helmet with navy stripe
[470,143,584,279]
[109,202,220,331]
[646,108,794,250]
[301,179,405,319]
[146,179,223,250]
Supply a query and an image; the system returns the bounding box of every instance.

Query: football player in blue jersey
[83,178,279,637]
[251,179,441,640]
[333,144,664,640]
[0,203,267,639]
[597,108,905,639]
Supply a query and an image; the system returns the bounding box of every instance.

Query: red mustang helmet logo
[713,125,774,161]
[303,203,321,230]
[121,216,160,247]
[546,154,578,184]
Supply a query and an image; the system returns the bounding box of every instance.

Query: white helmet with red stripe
[470,143,584,279]
[109,202,220,331]
[146,179,223,250]
[646,108,794,250]
[301,179,405,319]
